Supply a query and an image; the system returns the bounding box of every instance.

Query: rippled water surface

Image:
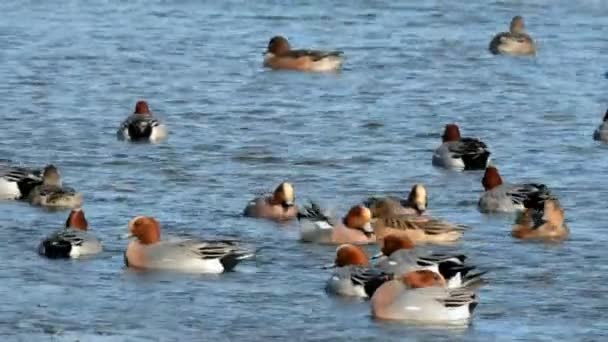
[2,0,608,340]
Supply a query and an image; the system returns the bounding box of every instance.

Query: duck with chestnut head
[38,208,102,258]
[263,36,344,72]
[432,124,491,171]
[117,100,167,143]
[298,202,376,245]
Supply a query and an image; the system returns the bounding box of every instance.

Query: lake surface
[1,0,608,340]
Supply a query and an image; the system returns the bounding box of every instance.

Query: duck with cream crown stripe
[478,166,553,214]
[298,203,376,245]
[432,124,491,171]
[489,16,536,56]
[243,182,298,221]
[263,36,344,72]
[363,184,428,218]
[38,208,102,259]
[117,100,167,143]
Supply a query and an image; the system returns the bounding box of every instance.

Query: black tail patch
[364,274,394,298]
[462,151,490,170]
[219,253,243,272]
[128,122,152,141]
[39,239,72,259]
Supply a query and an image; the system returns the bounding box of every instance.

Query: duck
[117,100,167,143]
[489,16,536,56]
[478,166,552,213]
[38,208,102,258]
[374,235,486,289]
[512,198,568,241]
[371,270,478,324]
[432,124,491,171]
[325,244,392,298]
[124,216,254,273]
[243,182,298,221]
[263,36,344,72]
[0,162,43,200]
[372,214,468,245]
[593,109,608,142]
[298,202,376,245]
[363,184,428,218]
[28,165,83,209]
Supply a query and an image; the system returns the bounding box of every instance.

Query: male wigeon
[124,216,254,273]
[263,36,344,72]
[364,184,428,218]
[117,100,167,143]
[0,162,43,200]
[298,202,376,245]
[371,270,478,323]
[372,214,468,245]
[38,208,102,258]
[28,165,83,209]
[478,166,553,213]
[512,198,568,241]
[325,244,392,298]
[374,235,485,289]
[432,124,491,171]
[243,182,298,221]
[489,16,536,56]
[593,108,608,142]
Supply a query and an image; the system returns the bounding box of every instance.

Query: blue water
[1,0,608,340]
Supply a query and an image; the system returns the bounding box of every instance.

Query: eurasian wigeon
[371,270,478,324]
[372,213,468,245]
[38,208,102,258]
[28,165,83,209]
[512,198,569,241]
[374,235,485,289]
[263,36,344,72]
[432,124,491,171]
[489,16,536,56]
[364,184,428,218]
[593,108,608,142]
[325,244,392,298]
[478,166,553,213]
[0,162,43,200]
[243,182,298,221]
[124,216,254,273]
[298,202,376,245]
[117,100,167,143]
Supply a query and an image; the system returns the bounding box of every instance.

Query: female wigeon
[478,166,553,213]
[28,165,83,209]
[432,124,491,171]
[263,36,344,72]
[325,244,392,298]
[374,235,485,289]
[371,270,478,323]
[364,184,428,218]
[593,109,608,142]
[38,208,102,258]
[117,100,167,143]
[298,202,376,245]
[489,16,536,56]
[124,216,254,273]
[372,214,468,245]
[512,198,568,241]
[0,162,43,200]
[243,182,298,221]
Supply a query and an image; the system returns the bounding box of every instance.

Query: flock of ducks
[1,14,606,326]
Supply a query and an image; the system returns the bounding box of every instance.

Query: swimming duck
[478,166,552,213]
[38,208,102,258]
[0,162,42,200]
[263,36,344,72]
[372,214,468,245]
[374,235,486,289]
[364,184,428,218]
[371,270,478,323]
[593,109,608,142]
[325,244,392,298]
[28,165,83,209]
[432,124,491,171]
[243,182,298,221]
[489,16,536,56]
[512,198,568,241]
[125,216,254,273]
[117,100,167,143]
[298,202,376,245]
